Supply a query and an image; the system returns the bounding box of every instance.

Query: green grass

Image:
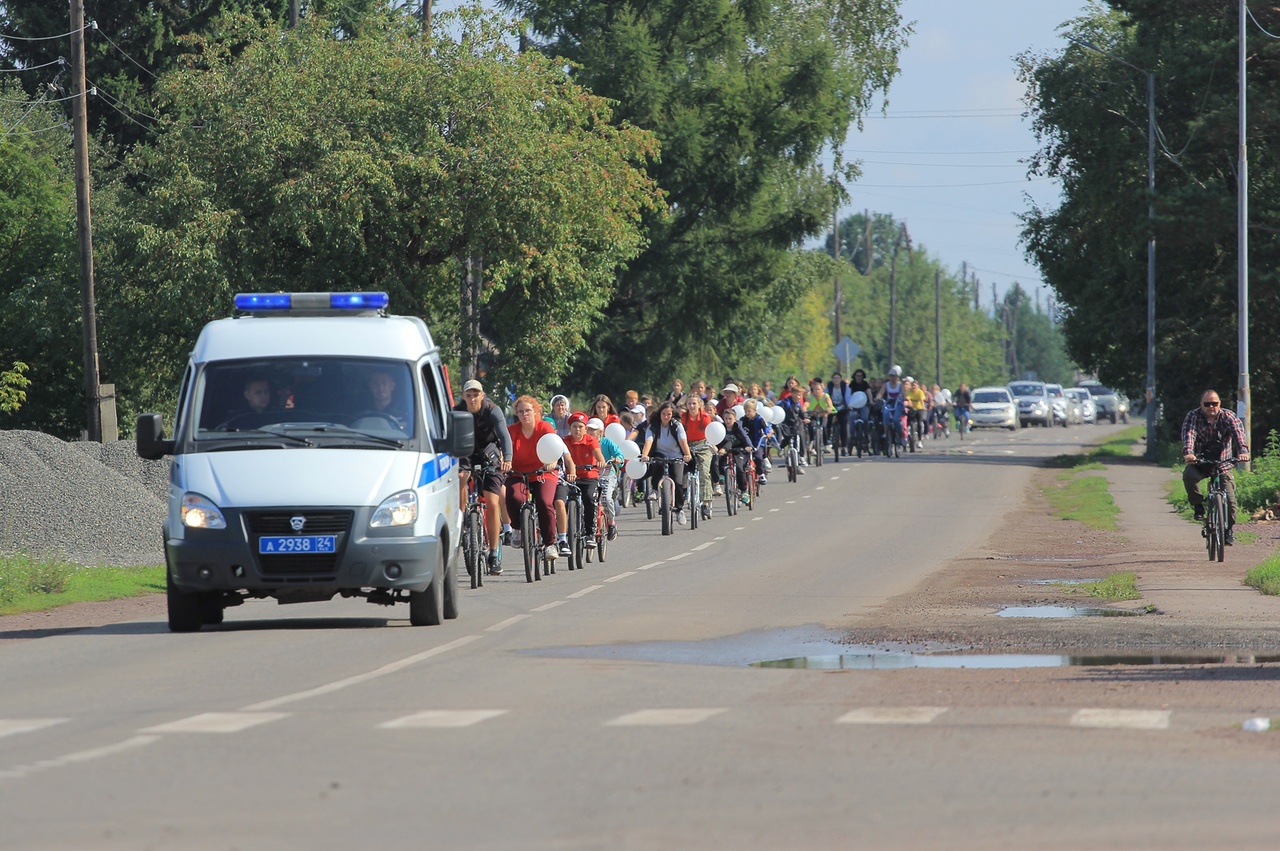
[1245,549,1280,596]
[1044,472,1120,530]
[1055,571,1141,601]
[0,553,164,616]
[1046,426,1144,469]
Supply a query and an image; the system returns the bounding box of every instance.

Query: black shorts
[460,453,504,496]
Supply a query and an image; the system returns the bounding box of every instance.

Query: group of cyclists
[453,366,981,579]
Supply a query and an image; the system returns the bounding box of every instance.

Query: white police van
[137,292,474,632]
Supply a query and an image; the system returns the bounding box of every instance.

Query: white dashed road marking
[141,712,290,734]
[604,572,636,582]
[1071,708,1171,730]
[486,614,530,632]
[638,561,666,570]
[0,719,66,739]
[568,585,604,598]
[667,553,690,561]
[837,707,948,725]
[380,710,507,729]
[531,601,568,612]
[692,542,716,551]
[606,709,727,726]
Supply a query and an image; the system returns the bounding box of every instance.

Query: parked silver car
[1009,380,1051,428]
[969,386,1018,430]
[1066,387,1095,424]
[1079,381,1127,424]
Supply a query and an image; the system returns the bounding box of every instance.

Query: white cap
[722,384,739,394]
[888,366,901,377]
[586,417,604,430]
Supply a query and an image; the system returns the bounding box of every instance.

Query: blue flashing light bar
[235,293,292,311]
[233,292,390,312]
[330,292,389,310]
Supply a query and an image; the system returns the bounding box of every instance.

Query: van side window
[420,363,446,441]
[174,365,193,438]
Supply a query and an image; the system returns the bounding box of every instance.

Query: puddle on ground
[997,605,1139,618]
[753,653,1280,669]
[523,625,1280,670]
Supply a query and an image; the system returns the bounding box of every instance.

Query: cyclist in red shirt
[564,411,606,547]
[681,394,716,519]
[506,395,572,561]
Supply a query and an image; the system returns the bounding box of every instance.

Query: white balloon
[770,405,786,424]
[620,439,641,460]
[536,432,567,465]
[732,404,745,419]
[624,458,648,479]
[705,421,726,445]
[604,422,627,445]
[850,390,868,409]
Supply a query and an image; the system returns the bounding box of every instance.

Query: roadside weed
[0,554,163,615]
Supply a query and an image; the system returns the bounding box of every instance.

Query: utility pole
[1238,0,1251,465]
[70,0,101,442]
[289,0,299,27]
[887,223,911,369]
[934,268,942,387]
[863,209,872,275]
[832,195,841,343]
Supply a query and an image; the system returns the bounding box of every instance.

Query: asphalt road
[3,422,1278,850]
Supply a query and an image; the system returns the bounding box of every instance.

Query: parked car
[1079,381,1127,424]
[1044,383,1078,427]
[968,386,1018,430]
[1009,380,1051,428]
[1066,387,1095,424]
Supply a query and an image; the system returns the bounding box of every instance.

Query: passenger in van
[242,376,273,414]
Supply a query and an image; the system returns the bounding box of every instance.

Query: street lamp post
[1069,36,1157,458]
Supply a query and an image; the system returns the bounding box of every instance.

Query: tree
[503,0,909,393]
[1019,1,1280,438]
[100,8,662,415]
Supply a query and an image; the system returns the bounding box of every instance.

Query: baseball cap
[550,394,569,409]
[586,417,604,430]
[904,376,915,383]
[568,411,588,426]
[722,384,739,394]
[888,366,901,377]
[462,379,483,392]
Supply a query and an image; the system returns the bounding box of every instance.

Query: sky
[435,0,1095,313]
[841,0,1094,314]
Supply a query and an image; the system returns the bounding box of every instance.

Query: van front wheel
[409,563,443,626]
[167,571,203,633]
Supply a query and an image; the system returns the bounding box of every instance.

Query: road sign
[833,336,860,366]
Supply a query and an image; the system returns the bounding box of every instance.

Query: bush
[1237,430,1280,514]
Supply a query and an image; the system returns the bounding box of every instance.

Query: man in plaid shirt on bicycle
[1181,389,1250,545]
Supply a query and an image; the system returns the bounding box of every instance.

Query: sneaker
[544,544,558,560]
[646,491,658,503]
[1225,528,1235,546]
[701,503,712,520]
[486,552,502,575]
[712,484,724,497]
[676,509,687,525]
[558,540,571,557]
[585,537,597,549]
[799,459,808,467]
[511,530,522,547]
[607,524,618,541]
[757,475,767,485]
[501,528,513,546]
[741,492,751,506]
[1193,503,1205,521]
[762,458,772,472]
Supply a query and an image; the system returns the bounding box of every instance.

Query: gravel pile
[0,431,169,567]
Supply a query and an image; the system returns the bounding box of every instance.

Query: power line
[1247,4,1280,39]
[854,176,1055,189]
[845,146,1035,156]
[0,24,88,42]
[0,57,65,73]
[92,25,156,78]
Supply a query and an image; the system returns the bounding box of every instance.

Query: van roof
[191,314,435,363]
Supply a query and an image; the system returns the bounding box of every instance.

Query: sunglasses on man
[1202,401,1220,408]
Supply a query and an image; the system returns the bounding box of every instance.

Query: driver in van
[366,369,409,429]
[242,376,273,414]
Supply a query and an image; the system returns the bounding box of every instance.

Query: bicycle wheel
[660,476,674,536]
[596,504,608,563]
[469,511,485,589]
[786,446,798,483]
[688,475,700,530]
[1212,493,1227,562]
[570,500,584,571]
[814,422,825,467]
[724,463,738,516]
[645,477,655,520]
[521,506,537,583]
[461,510,479,588]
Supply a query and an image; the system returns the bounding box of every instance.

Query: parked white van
[136,292,475,632]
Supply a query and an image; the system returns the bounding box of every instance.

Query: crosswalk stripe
[0,719,67,739]
[379,710,507,729]
[605,709,727,727]
[1071,708,1171,730]
[140,712,290,734]
[837,707,948,725]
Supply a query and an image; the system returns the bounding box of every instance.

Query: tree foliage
[1019,0,1280,438]
[100,8,662,415]
[502,0,909,392]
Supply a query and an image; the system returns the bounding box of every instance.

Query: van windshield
[1009,383,1043,396]
[192,357,415,443]
[973,390,1009,403]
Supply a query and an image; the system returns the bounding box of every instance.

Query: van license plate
[258,535,337,554]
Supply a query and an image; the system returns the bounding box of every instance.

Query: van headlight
[181,493,227,529]
[371,491,418,528]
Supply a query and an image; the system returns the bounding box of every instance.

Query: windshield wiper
[301,424,407,448]
[200,428,314,446]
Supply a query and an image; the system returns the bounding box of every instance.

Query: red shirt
[565,435,601,478]
[509,420,558,473]
[681,410,714,442]
[715,395,740,416]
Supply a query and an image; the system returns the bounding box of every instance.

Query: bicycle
[721,449,740,516]
[955,408,969,440]
[931,406,950,440]
[1196,456,1234,563]
[806,416,825,468]
[743,441,764,511]
[460,460,496,589]
[646,457,683,535]
[585,479,609,563]
[783,427,800,483]
[850,414,870,459]
[564,478,585,571]
[882,401,903,459]
[508,470,555,583]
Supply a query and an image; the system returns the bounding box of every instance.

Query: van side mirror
[136,413,175,460]
[444,410,475,457]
